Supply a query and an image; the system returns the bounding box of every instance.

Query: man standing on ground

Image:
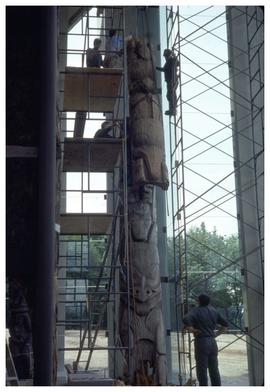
[183,293,228,386]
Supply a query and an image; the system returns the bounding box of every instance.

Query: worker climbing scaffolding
[156,49,179,116]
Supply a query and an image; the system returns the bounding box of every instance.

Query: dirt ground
[170,332,249,386]
[64,330,249,386]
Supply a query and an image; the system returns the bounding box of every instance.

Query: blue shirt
[106,35,123,53]
[183,305,228,338]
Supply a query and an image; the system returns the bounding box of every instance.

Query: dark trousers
[194,337,221,386]
[166,82,177,113]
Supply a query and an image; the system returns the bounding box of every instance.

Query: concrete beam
[226,6,264,386]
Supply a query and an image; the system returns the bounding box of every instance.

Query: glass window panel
[83,193,107,213]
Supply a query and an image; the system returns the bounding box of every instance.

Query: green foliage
[62,235,108,278]
[62,235,109,328]
[168,223,243,329]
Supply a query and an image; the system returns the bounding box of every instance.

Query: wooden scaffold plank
[63,67,122,113]
[60,213,113,235]
[63,137,122,172]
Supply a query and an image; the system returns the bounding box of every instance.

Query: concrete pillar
[6,6,57,385]
[56,7,70,385]
[34,6,57,385]
[226,6,264,386]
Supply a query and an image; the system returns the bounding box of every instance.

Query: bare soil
[64,330,249,386]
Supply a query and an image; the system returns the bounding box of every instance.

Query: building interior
[6,5,264,387]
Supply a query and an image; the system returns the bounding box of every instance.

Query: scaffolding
[165,5,264,385]
[57,6,130,384]
[55,5,264,385]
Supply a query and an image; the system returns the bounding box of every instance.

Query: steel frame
[165,5,264,385]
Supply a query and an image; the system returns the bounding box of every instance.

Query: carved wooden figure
[120,186,167,385]
[119,38,168,386]
[127,38,169,190]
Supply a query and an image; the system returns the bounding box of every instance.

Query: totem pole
[119,38,169,386]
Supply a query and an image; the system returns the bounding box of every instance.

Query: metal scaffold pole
[166,6,192,385]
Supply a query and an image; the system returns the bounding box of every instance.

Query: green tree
[167,223,243,329]
[62,235,110,325]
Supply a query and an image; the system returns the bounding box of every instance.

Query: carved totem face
[132,260,161,304]
[128,185,161,313]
